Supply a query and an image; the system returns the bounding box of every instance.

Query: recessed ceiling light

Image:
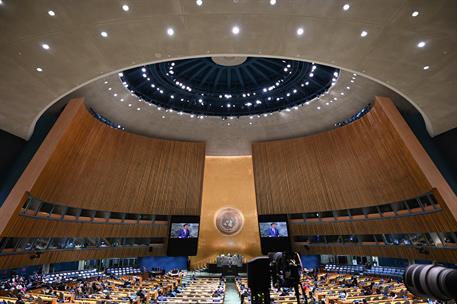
[162,115,165,119]
[343,3,350,11]
[232,25,240,35]
[47,10,55,16]
[296,27,304,36]
[360,30,368,37]
[417,41,426,48]
[317,106,321,110]
[167,27,175,36]
[137,107,141,111]
[423,65,430,70]
[41,43,50,50]
[128,104,132,107]
[36,67,43,72]
[270,0,277,5]
[196,0,203,6]
[104,81,108,84]
[122,4,129,11]
[100,31,108,38]
[411,11,419,17]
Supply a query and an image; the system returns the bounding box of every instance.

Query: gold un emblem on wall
[214,207,244,236]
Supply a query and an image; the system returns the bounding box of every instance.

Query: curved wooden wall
[252,98,455,215]
[253,97,457,263]
[30,102,205,215]
[0,245,166,270]
[0,98,204,269]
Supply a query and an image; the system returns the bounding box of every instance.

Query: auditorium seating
[236,271,429,303]
[324,264,405,278]
[42,269,105,283]
[106,267,141,276]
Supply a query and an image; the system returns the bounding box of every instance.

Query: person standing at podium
[178,223,190,238]
[267,222,280,237]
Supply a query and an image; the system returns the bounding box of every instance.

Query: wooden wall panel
[290,202,457,236]
[376,97,457,220]
[295,244,457,264]
[0,98,204,269]
[0,246,166,270]
[191,156,262,267]
[28,99,205,215]
[1,216,169,238]
[252,98,434,214]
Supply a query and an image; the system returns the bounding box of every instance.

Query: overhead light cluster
[28,3,428,77]
[114,56,344,123]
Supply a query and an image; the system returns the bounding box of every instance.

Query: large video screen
[259,221,288,238]
[170,223,199,239]
[167,215,200,256]
[258,215,291,254]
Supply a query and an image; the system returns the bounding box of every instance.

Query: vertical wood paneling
[252,99,433,214]
[29,99,205,215]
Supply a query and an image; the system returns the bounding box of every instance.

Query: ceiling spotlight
[122,4,129,11]
[232,25,240,35]
[360,30,368,37]
[100,31,108,38]
[36,67,43,72]
[411,11,419,17]
[423,65,430,70]
[167,27,175,36]
[137,107,141,111]
[417,41,426,48]
[296,27,304,36]
[270,0,277,5]
[196,0,203,6]
[317,106,321,110]
[343,3,350,11]
[41,43,50,50]
[118,72,123,77]
[47,10,55,16]
[128,104,132,107]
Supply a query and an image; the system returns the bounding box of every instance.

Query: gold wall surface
[192,156,262,266]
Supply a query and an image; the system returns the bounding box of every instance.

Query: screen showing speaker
[167,216,200,256]
[259,221,288,238]
[170,223,199,239]
[258,215,291,254]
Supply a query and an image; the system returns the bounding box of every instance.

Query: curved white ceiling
[67,68,404,155]
[0,0,456,140]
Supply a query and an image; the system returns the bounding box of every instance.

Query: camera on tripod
[247,251,305,304]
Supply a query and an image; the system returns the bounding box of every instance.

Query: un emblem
[214,207,244,236]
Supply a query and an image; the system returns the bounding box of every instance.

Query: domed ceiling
[120,57,339,117]
[63,55,412,155]
[0,0,455,143]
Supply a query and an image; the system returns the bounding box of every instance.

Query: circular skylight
[119,56,339,117]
